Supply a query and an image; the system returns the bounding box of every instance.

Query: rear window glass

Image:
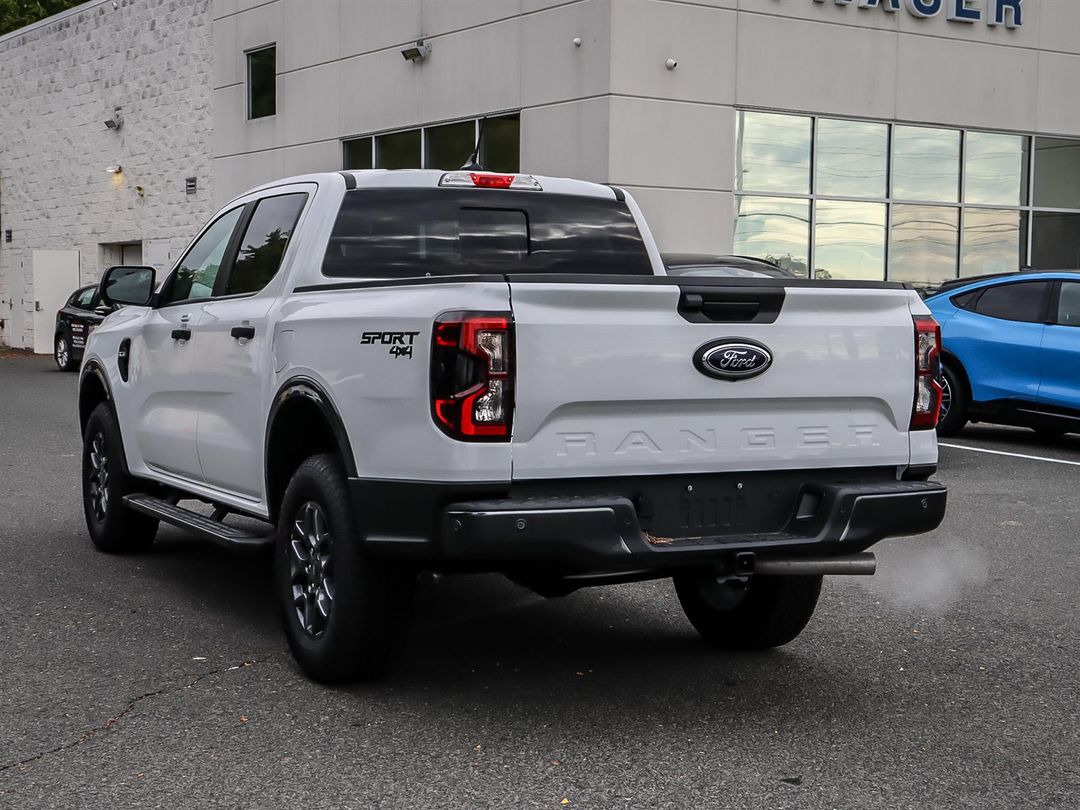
[74,287,96,308]
[973,281,1048,323]
[951,289,981,311]
[321,189,652,278]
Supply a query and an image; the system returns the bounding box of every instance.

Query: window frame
[246,44,277,121]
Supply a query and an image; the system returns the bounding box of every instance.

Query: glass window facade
[815,119,887,199]
[734,111,1080,287]
[892,126,960,203]
[342,114,519,173]
[736,112,811,195]
[732,196,809,276]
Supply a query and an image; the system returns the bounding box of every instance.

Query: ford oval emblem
[694,339,773,381]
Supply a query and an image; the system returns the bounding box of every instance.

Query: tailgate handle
[678,287,784,324]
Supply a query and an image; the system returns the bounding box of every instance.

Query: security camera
[104,107,123,131]
[665,58,678,71]
[401,39,431,62]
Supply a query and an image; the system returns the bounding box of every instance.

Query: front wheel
[82,403,158,553]
[55,335,76,372]
[673,572,822,650]
[276,454,415,683]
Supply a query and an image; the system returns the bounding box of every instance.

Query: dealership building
[2,0,1078,352]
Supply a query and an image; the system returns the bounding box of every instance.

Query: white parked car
[78,169,947,682]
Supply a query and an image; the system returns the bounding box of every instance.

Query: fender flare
[78,360,114,431]
[264,377,358,482]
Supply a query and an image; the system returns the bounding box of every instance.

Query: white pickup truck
[79,169,947,683]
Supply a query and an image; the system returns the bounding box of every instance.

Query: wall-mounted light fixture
[104,107,123,131]
[401,39,431,62]
[106,165,122,174]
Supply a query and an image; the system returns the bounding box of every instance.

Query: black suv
[54,285,109,371]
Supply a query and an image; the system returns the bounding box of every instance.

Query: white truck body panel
[509,282,921,480]
[277,281,514,484]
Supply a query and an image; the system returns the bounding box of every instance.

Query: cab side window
[162,207,244,305]
[225,193,307,296]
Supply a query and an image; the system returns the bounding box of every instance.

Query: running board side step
[124,494,273,551]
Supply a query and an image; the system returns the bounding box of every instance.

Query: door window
[225,193,307,296]
[162,207,244,304]
[1057,282,1080,326]
[974,281,1048,323]
[74,287,96,309]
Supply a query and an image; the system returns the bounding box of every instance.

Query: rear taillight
[911,316,943,431]
[431,311,514,441]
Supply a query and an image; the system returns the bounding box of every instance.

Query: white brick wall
[0,0,214,350]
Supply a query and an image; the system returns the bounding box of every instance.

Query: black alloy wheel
[87,431,110,521]
[289,501,336,639]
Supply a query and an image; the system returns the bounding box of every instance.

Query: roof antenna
[459,117,487,171]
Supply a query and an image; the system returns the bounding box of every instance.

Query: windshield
[321,189,652,278]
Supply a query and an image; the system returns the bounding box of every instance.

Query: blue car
[924,271,1080,437]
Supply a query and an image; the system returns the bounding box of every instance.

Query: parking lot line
[939,442,1080,467]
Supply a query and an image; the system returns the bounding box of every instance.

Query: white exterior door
[125,304,206,482]
[6,260,28,348]
[32,250,79,354]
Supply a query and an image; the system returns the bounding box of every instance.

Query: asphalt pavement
[1,352,1078,808]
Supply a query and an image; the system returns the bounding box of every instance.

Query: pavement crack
[0,659,257,775]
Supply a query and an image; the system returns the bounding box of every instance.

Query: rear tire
[55,335,77,372]
[673,572,822,650]
[936,363,968,436]
[276,454,415,683]
[82,403,158,553]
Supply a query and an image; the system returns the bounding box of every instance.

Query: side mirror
[99,265,155,307]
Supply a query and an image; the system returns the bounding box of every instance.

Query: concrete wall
[0,0,214,349]
[212,0,611,205]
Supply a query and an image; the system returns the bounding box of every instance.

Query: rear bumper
[351,470,947,572]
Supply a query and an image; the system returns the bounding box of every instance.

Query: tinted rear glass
[951,290,981,311]
[974,281,1048,323]
[321,189,652,278]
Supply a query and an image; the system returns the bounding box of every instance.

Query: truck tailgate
[508,278,918,480]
